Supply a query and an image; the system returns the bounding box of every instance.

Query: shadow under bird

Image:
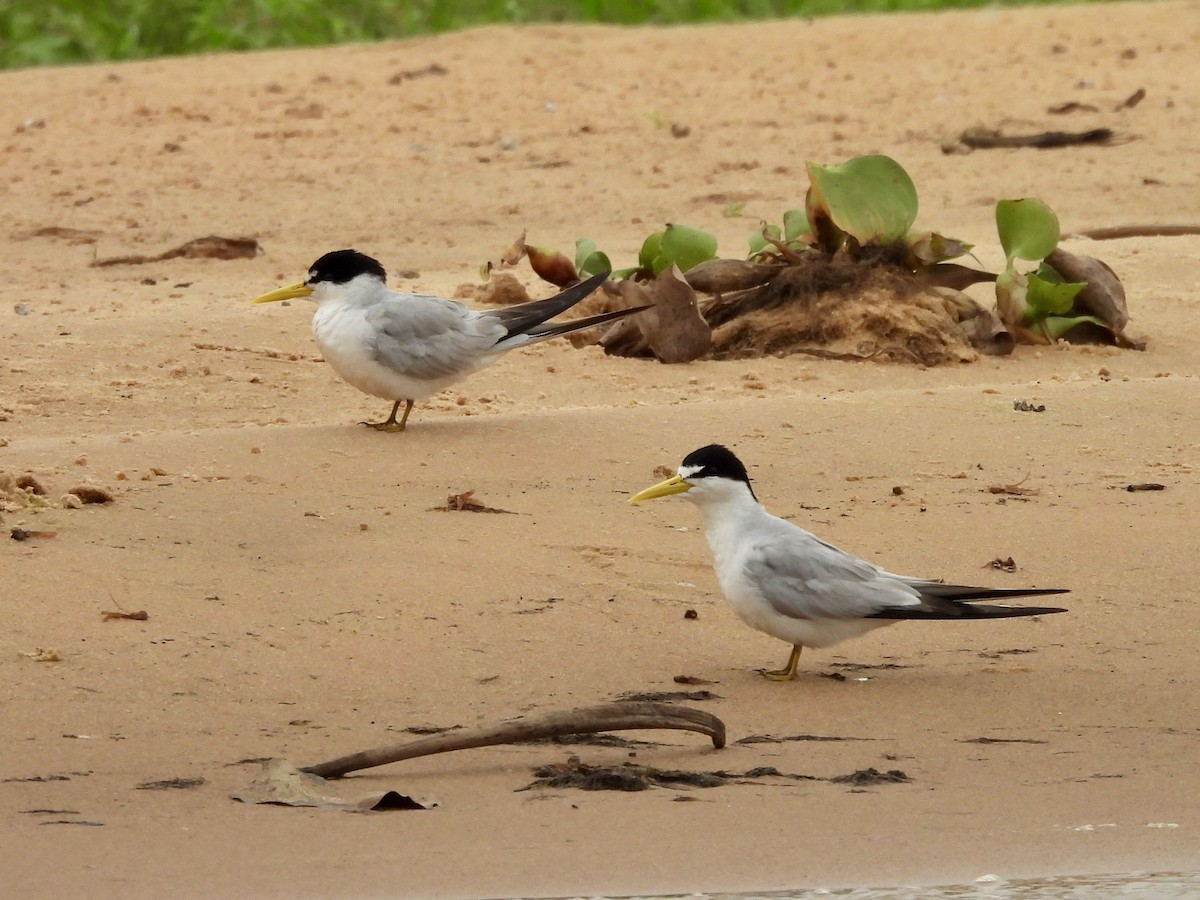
[630,444,1068,681]
[252,250,644,431]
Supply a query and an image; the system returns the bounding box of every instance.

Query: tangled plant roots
[704,258,980,365]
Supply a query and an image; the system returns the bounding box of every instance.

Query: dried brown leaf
[601,266,711,363]
[1045,248,1129,332]
[920,263,997,291]
[499,231,528,267]
[934,288,1014,356]
[684,258,781,294]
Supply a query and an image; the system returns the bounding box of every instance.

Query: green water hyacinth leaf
[1024,271,1086,321]
[806,155,918,245]
[652,223,717,275]
[1034,260,1065,282]
[575,237,597,271]
[1043,314,1110,340]
[639,232,663,271]
[574,238,612,279]
[748,223,781,256]
[996,198,1060,263]
[783,208,808,242]
[578,250,613,278]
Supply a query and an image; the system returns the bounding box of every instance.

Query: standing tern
[629,444,1068,680]
[252,250,642,431]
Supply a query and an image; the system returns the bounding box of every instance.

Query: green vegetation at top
[1,0,1086,70]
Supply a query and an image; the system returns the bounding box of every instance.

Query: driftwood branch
[301,702,726,779]
[1066,224,1200,240]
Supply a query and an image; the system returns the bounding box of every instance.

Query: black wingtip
[867,603,1068,620]
[579,269,611,288]
[921,584,1070,602]
[524,302,649,340]
[560,269,610,303]
[494,270,613,340]
[972,604,1070,617]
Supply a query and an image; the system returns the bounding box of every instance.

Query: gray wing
[744,520,924,620]
[364,293,507,381]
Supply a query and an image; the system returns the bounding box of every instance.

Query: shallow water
[577,871,1200,900]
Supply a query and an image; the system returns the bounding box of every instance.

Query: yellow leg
[759,645,802,681]
[361,399,414,433]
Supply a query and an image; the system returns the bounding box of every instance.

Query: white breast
[311,302,467,402]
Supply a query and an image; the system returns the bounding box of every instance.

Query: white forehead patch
[677,463,702,480]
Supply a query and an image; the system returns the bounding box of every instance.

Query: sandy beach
[3,2,1199,896]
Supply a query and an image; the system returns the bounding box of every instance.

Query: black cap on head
[681,444,755,496]
[306,249,387,285]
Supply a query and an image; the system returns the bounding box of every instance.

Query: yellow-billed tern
[253,250,642,431]
[630,444,1068,680]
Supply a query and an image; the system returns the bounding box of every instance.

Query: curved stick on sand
[1068,224,1200,240]
[301,701,726,779]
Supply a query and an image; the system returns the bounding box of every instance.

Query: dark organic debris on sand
[735,733,875,745]
[11,528,57,542]
[956,126,1115,150]
[91,236,260,267]
[102,609,149,621]
[428,490,517,514]
[136,776,208,790]
[615,690,722,703]
[828,768,912,786]
[523,733,659,748]
[961,737,1049,745]
[521,760,797,792]
[521,758,910,792]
